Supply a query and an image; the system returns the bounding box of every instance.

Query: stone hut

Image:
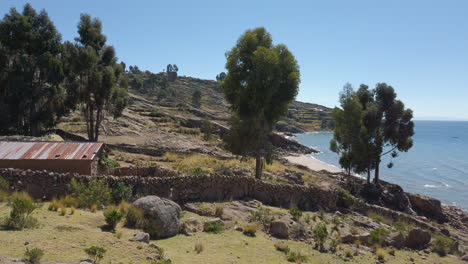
[0,141,103,175]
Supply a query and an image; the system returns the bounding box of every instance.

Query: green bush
[112,182,133,203]
[337,188,355,208]
[84,246,106,264]
[103,207,124,231]
[203,221,224,234]
[192,167,208,176]
[313,222,328,251]
[250,207,274,226]
[201,120,213,141]
[274,242,290,254]
[242,223,258,236]
[4,192,38,230]
[124,205,146,228]
[24,247,44,264]
[432,235,456,256]
[68,178,112,209]
[286,251,308,263]
[99,156,120,169]
[289,206,303,221]
[369,227,390,246]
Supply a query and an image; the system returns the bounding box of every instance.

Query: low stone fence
[0,168,338,211]
[103,166,181,177]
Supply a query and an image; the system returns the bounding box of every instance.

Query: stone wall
[103,166,181,178]
[0,168,338,211]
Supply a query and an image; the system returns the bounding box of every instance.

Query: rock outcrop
[407,193,446,222]
[133,196,181,239]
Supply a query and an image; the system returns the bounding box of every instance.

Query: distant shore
[285,154,342,173]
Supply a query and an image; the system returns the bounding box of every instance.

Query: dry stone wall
[0,168,338,211]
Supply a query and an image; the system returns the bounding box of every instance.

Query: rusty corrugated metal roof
[0,141,103,160]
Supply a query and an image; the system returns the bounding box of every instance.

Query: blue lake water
[294,121,468,209]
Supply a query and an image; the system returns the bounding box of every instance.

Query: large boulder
[269,220,289,239]
[407,193,445,222]
[132,232,150,243]
[133,196,181,239]
[387,232,405,249]
[405,228,431,249]
[341,232,371,245]
[461,254,468,262]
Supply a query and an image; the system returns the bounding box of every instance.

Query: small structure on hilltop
[0,141,104,175]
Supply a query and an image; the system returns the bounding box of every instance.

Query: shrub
[214,204,224,218]
[289,206,303,221]
[350,226,358,235]
[112,183,133,203]
[70,207,76,215]
[99,155,120,169]
[304,213,312,224]
[368,212,392,225]
[61,195,80,208]
[194,242,204,254]
[313,222,328,251]
[4,192,38,230]
[286,251,307,263]
[24,247,44,264]
[68,178,112,209]
[116,231,123,239]
[369,227,390,246]
[375,248,386,261]
[103,207,124,231]
[90,204,98,213]
[432,235,455,256]
[250,207,274,226]
[337,188,355,208]
[118,200,132,214]
[201,120,213,141]
[59,206,67,216]
[345,249,353,258]
[124,205,146,228]
[203,221,224,234]
[392,221,407,232]
[388,247,396,256]
[48,198,61,211]
[192,167,208,176]
[84,246,106,264]
[274,242,290,254]
[242,223,258,236]
[330,239,339,252]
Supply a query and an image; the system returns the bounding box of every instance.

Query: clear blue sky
[2,0,468,120]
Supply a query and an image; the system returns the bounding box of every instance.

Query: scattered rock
[341,232,370,245]
[461,254,468,262]
[441,228,450,236]
[269,220,289,239]
[133,196,181,239]
[406,228,431,249]
[180,217,203,234]
[132,232,150,243]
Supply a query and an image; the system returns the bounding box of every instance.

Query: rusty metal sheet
[0,141,103,160]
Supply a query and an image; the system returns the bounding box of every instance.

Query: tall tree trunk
[255,152,263,179]
[367,168,371,184]
[94,108,102,142]
[374,162,380,184]
[88,104,95,141]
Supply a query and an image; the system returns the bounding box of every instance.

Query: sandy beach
[285,155,342,173]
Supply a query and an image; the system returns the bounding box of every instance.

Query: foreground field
[0,202,465,264]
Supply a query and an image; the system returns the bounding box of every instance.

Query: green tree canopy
[223,27,300,179]
[67,14,128,141]
[0,4,68,135]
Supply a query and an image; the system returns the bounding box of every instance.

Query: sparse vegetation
[242,223,258,236]
[194,242,204,254]
[24,247,44,264]
[274,242,290,254]
[250,207,274,226]
[369,227,390,246]
[313,222,328,251]
[67,178,112,209]
[124,204,146,228]
[84,246,106,264]
[3,192,38,230]
[289,206,303,221]
[286,251,308,263]
[375,248,386,261]
[112,182,133,203]
[432,235,456,256]
[337,188,355,208]
[103,207,124,231]
[203,221,224,234]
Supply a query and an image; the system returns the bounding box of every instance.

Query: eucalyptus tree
[223,27,300,179]
[330,84,363,176]
[69,14,128,141]
[0,4,67,135]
